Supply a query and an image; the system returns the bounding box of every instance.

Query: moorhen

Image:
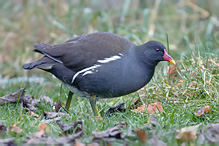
[23,32,175,116]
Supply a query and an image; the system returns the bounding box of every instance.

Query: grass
[0,0,218,145]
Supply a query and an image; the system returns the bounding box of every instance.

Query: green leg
[65,91,74,110]
[89,98,101,117]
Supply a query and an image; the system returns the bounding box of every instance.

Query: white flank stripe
[97,55,121,64]
[82,71,93,76]
[72,65,101,83]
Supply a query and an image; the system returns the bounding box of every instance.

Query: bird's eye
[155,48,160,52]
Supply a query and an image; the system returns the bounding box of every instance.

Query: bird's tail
[23,43,59,71]
[23,56,56,71]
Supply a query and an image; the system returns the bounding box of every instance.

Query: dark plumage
[23,32,175,116]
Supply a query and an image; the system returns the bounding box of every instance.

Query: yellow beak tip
[169,60,176,65]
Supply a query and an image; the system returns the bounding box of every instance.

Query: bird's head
[139,40,176,66]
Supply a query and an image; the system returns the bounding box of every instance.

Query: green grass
[0,0,218,145]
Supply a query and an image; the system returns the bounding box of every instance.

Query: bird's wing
[33,32,136,72]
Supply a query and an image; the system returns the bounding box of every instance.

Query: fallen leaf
[176,124,201,142]
[114,121,128,128]
[208,59,219,67]
[130,98,142,109]
[0,123,7,135]
[26,126,84,144]
[194,106,213,116]
[126,126,137,139]
[21,94,53,111]
[9,123,23,134]
[43,117,62,124]
[75,141,85,146]
[26,137,58,145]
[148,130,167,146]
[56,130,84,144]
[145,114,158,129]
[133,104,145,113]
[197,132,205,144]
[40,111,69,119]
[20,95,34,105]
[87,143,100,146]
[39,123,49,133]
[92,126,124,143]
[56,120,84,135]
[0,88,25,105]
[39,111,69,124]
[54,100,62,112]
[24,103,38,111]
[203,123,219,143]
[0,138,16,145]
[33,130,45,138]
[147,102,163,113]
[28,111,39,118]
[105,103,125,116]
[168,64,181,80]
[132,102,163,114]
[135,129,147,143]
[39,96,53,105]
[91,121,136,144]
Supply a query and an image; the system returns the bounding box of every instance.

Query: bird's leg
[89,95,101,117]
[65,91,74,110]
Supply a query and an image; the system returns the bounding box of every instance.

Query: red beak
[163,49,176,64]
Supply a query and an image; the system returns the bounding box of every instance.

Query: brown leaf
[133,104,145,113]
[74,141,85,146]
[131,98,142,109]
[40,111,69,119]
[20,95,34,104]
[148,130,167,146]
[43,117,62,124]
[55,100,62,112]
[0,123,7,135]
[145,114,158,129]
[56,121,84,135]
[39,96,54,105]
[176,124,201,142]
[168,64,181,74]
[194,106,213,116]
[168,64,181,80]
[203,123,219,143]
[114,121,128,128]
[132,102,164,114]
[28,111,39,118]
[39,123,49,133]
[105,103,125,116]
[147,102,163,113]
[208,59,219,67]
[9,123,23,134]
[21,95,53,111]
[87,143,100,146]
[92,126,123,143]
[0,88,25,105]
[26,129,84,144]
[91,120,138,143]
[135,129,147,143]
[0,138,16,145]
[39,111,69,123]
[26,137,57,145]
[20,95,40,111]
[33,130,45,138]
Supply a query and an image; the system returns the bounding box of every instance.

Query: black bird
[23,32,175,116]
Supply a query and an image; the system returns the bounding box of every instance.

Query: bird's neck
[135,45,158,69]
